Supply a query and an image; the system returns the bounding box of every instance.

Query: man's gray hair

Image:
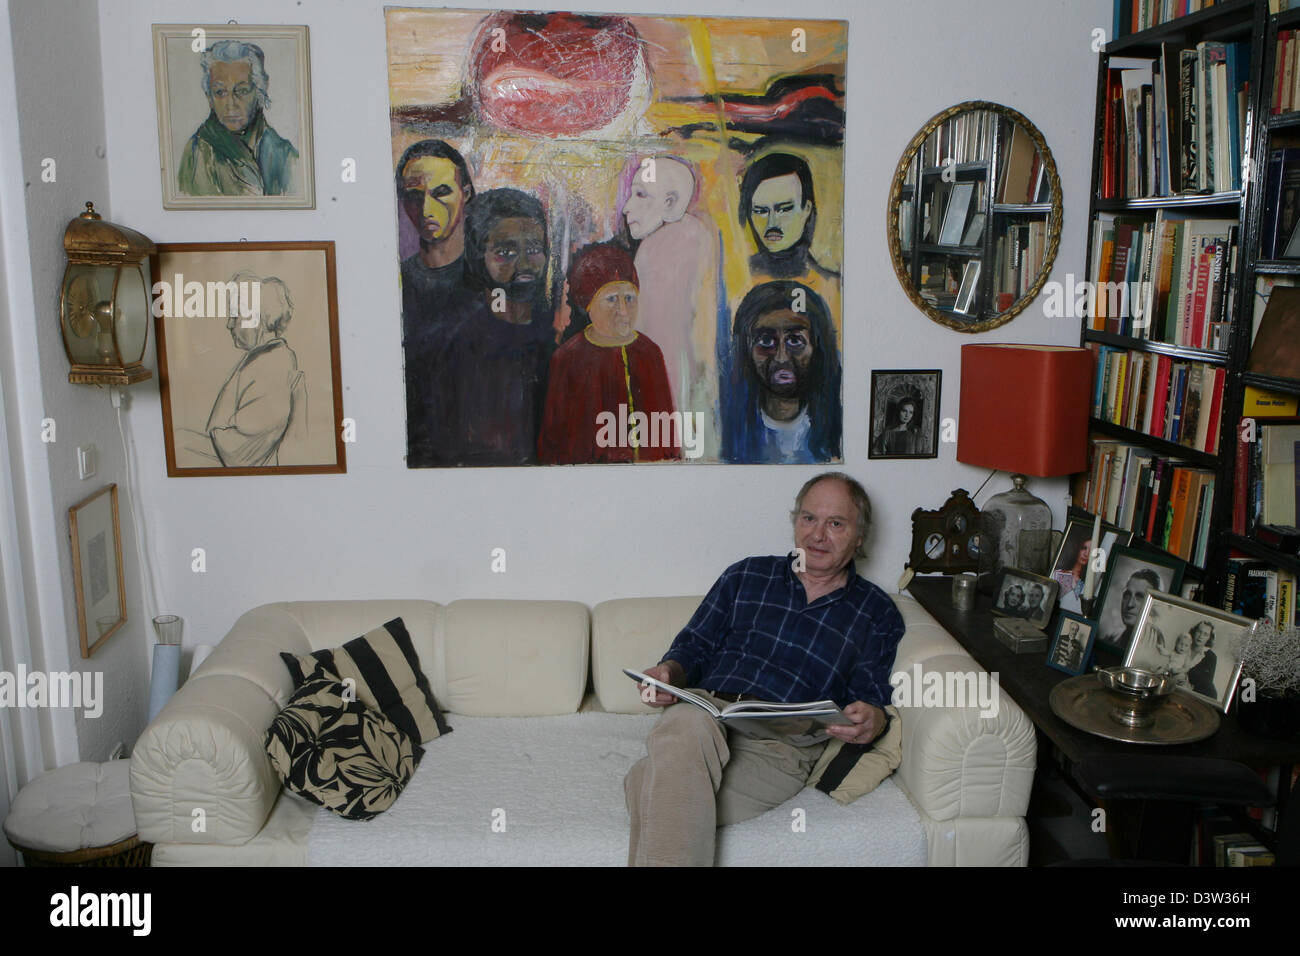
[201,39,271,111]
[790,471,872,558]
[226,272,293,335]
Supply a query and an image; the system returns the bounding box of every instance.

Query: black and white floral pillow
[265,672,423,821]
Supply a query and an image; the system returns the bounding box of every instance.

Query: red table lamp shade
[956,344,1092,477]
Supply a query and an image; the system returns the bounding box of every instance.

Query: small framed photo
[954,260,981,314]
[1123,590,1256,712]
[1047,611,1096,676]
[153,24,314,209]
[992,567,1059,630]
[1049,516,1133,614]
[869,369,941,459]
[152,242,346,477]
[69,485,126,658]
[1094,546,1186,654]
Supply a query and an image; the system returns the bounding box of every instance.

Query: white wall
[2,0,148,767]
[87,0,1110,665]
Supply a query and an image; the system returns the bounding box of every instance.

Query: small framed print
[954,260,981,314]
[1047,611,1096,676]
[869,369,941,459]
[152,242,346,477]
[69,485,126,658]
[1094,546,1186,654]
[153,24,314,209]
[1123,590,1256,712]
[1049,515,1132,615]
[992,567,1058,630]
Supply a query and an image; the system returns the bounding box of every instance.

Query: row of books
[1114,0,1225,38]
[1223,557,1297,627]
[1079,439,1217,565]
[1259,148,1300,259]
[1270,29,1300,115]
[994,221,1048,309]
[1090,346,1227,454]
[1101,42,1249,198]
[918,111,1001,170]
[1087,212,1237,346]
[1232,417,1300,535]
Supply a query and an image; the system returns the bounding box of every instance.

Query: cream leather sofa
[129,591,1037,866]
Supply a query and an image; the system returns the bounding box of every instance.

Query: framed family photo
[153,24,314,209]
[152,242,345,477]
[69,484,126,658]
[992,567,1058,630]
[1123,590,1255,712]
[1049,515,1132,614]
[1047,611,1096,676]
[1094,546,1185,653]
[869,369,941,459]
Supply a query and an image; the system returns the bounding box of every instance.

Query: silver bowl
[1095,667,1175,729]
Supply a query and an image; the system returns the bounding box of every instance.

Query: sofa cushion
[805,705,903,804]
[265,673,423,821]
[281,617,450,744]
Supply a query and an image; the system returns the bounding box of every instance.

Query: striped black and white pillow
[281,617,450,744]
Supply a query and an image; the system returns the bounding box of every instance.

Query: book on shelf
[1087,211,1235,347]
[1100,37,1248,198]
[1232,416,1300,538]
[1246,286,1300,380]
[1223,556,1296,627]
[1079,437,1216,564]
[1088,344,1226,454]
[1259,149,1300,259]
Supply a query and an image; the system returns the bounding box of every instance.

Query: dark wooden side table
[908,575,1300,863]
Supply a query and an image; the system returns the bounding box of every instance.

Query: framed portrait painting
[869,369,940,459]
[1094,546,1185,654]
[1123,591,1255,712]
[69,485,126,658]
[152,242,346,477]
[153,24,315,209]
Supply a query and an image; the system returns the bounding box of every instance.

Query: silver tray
[1049,675,1221,745]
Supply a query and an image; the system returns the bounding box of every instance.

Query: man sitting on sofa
[624,471,905,866]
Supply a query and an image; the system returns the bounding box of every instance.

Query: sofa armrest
[891,653,1038,822]
[130,672,285,846]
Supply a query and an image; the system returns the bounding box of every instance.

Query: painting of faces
[386,9,846,467]
[1095,547,1185,654]
[1123,593,1252,712]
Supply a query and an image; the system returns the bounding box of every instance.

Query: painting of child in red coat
[538,244,681,464]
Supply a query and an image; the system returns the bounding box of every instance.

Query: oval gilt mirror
[887,101,1062,332]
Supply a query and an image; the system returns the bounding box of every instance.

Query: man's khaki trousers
[624,690,827,867]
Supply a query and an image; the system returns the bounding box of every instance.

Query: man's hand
[639,662,685,707]
[825,701,886,746]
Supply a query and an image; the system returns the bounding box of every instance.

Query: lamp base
[68,364,152,386]
[980,473,1052,578]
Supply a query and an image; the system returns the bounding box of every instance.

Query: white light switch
[77,444,96,480]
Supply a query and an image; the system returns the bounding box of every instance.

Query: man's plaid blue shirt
[661,555,905,709]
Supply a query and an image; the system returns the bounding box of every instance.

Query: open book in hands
[623,668,856,744]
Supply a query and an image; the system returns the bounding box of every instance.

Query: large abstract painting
[386,9,846,466]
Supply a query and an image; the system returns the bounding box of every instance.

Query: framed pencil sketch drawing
[153,24,314,209]
[69,484,126,658]
[152,242,346,477]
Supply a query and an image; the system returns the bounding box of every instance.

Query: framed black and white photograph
[1047,611,1096,676]
[869,369,940,459]
[1049,516,1132,614]
[153,24,315,209]
[1123,590,1256,712]
[69,484,126,658]
[992,567,1058,630]
[1095,546,1186,653]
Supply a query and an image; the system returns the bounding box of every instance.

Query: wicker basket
[16,834,152,867]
